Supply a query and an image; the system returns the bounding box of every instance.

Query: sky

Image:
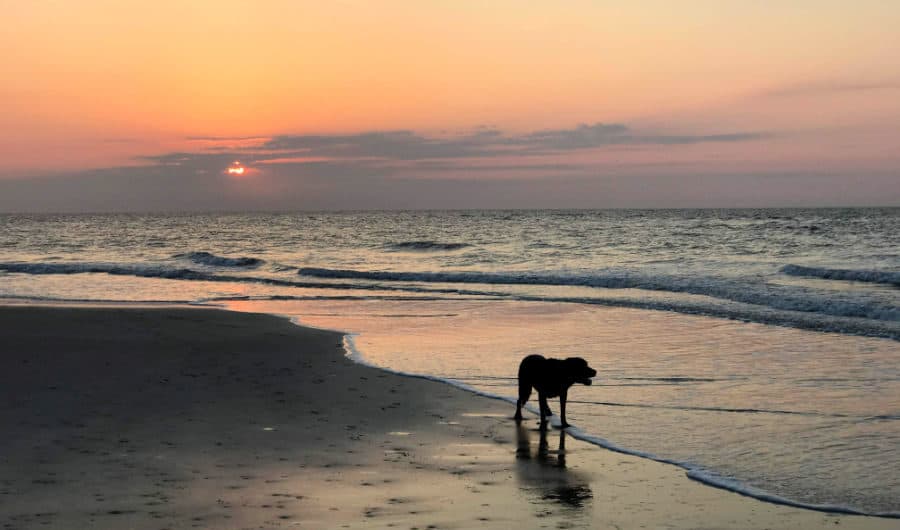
[2,1,899,212]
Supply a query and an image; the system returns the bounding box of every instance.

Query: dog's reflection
[515,423,593,509]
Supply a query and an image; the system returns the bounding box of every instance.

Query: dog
[514,354,596,429]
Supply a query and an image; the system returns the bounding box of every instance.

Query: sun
[226,161,246,175]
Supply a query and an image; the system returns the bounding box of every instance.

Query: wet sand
[0,305,895,529]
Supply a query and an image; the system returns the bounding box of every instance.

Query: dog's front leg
[559,388,569,428]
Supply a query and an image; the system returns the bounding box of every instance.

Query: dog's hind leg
[515,380,532,421]
[538,393,550,430]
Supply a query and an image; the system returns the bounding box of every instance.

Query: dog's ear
[564,357,588,368]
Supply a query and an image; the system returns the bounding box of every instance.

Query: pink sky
[2,1,899,210]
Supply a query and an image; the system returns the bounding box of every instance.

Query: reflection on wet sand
[515,423,593,511]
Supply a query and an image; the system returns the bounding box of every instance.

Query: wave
[385,241,471,251]
[297,267,900,323]
[0,294,195,304]
[0,261,509,296]
[298,266,640,286]
[174,251,264,268]
[204,294,473,303]
[334,332,899,518]
[0,262,206,279]
[0,261,352,289]
[782,264,900,287]
[0,261,505,300]
[4,261,899,340]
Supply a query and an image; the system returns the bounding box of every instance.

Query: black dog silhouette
[514,354,596,429]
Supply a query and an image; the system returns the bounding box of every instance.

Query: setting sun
[226,161,245,175]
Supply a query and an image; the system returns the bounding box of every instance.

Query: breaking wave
[385,241,471,251]
[3,261,899,339]
[175,251,264,268]
[0,261,204,279]
[782,264,900,287]
[297,267,900,323]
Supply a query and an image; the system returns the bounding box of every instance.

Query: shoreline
[0,303,896,529]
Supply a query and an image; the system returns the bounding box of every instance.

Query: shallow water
[224,297,900,516]
[1,208,898,515]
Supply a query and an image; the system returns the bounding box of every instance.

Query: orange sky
[2,1,899,209]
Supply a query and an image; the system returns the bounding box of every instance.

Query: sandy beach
[0,304,895,530]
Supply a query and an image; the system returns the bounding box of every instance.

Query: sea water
[1,209,898,515]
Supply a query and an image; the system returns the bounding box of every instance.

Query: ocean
[1,208,898,516]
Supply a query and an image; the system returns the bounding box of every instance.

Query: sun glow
[227,161,245,175]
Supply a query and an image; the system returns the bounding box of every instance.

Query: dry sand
[0,305,895,529]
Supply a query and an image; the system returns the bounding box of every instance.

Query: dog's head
[564,357,597,385]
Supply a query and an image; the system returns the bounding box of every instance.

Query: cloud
[186,135,271,141]
[255,122,767,161]
[513,123,766,149]
[139,151,240,167]
[260,130,499,160]
[514,123,629,149]
[124,122,768,184]
[760,79,900,98]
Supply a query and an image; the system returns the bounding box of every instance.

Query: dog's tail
[517,361,533,406]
